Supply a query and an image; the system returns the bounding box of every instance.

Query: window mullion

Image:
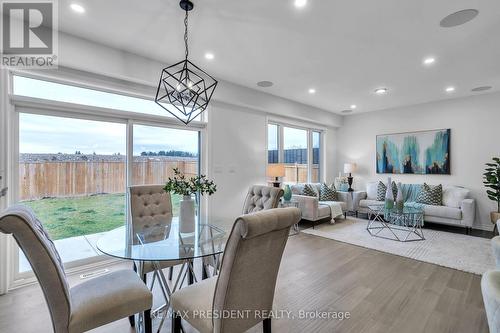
[307,130,312,183]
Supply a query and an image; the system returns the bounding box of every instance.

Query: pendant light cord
[184,9,189,60]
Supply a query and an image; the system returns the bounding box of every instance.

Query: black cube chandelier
[155,0,218,124]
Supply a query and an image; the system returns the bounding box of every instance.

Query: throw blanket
[320,201,343,220]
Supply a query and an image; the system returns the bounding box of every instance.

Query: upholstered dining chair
[129,184,185,280]
[242,185,284,214]
[170,207,301,333]
[201,185,285,280]
[0,205,153,333]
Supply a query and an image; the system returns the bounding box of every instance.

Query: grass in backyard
[22,193,182,240]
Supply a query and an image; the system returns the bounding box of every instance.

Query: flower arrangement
[164,168,217,197]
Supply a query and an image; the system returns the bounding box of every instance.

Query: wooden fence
[19,160,318,201]
[284,164,320,183]
[19,160,198,201]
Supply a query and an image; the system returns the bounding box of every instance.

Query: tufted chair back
[129,185,173,242]
[242,185,284,214]
[0,205,71,333]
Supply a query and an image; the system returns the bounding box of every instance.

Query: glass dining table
[96,216,228,332]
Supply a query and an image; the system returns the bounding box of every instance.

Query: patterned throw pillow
[416,183,443,206]
[302,184,318,197]
[376,181,398,201]
[319,183,337,201]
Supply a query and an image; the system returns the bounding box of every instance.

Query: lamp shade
[344,163,357,174]
[267,164,285,178]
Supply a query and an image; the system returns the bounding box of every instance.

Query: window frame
[267,120,324,184]
[6,70,208,288]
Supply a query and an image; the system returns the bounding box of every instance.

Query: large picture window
[267,123,322,184]
[11,74,203,277]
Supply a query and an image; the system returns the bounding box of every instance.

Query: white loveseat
[356,181,476,233]
[290,183,348,227]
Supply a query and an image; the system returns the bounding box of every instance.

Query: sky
[16,76,199,155]
[20,114,199,155]
[268,125,319,150]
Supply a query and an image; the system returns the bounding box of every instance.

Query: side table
[280,200,300,235]
[344,190,364,217]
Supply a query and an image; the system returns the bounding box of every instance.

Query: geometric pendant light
[155,0,218,124]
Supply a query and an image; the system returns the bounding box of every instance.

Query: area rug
[302,217,495,275]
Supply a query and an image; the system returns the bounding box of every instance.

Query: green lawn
[22,193,182,240]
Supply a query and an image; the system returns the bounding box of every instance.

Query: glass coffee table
[367,204,425,242]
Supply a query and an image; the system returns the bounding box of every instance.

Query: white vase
[179,195,196,233]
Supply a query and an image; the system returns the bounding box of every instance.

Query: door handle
[0,187,7,197]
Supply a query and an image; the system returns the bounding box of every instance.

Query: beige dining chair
[203,184,285,279]
[242,185,284,214]
[202,185,285,280]
[129,184,186,279]
[0,205,153,333]
[170,207,301,333]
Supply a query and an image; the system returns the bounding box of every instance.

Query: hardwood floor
[0,232,489,333]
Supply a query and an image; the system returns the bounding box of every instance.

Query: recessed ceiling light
[445,86,455,93]
[440,9,479,28]
[350,104,357,109]
[70,3,85,13]
[471,86,492,92]
[294,0,307,8]
[204,52,214,60]
[308,88,316,94]
[257,81,273,88]
[341,110,353,114]
[374,88,388,95]
[423,57,436,65]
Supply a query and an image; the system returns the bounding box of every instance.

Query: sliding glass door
[11,75,205,281]
[18,113,127,272]
[132,124,200,216]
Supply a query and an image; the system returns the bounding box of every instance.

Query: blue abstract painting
[376,129,450,174]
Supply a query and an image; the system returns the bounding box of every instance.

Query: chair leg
[263,318,271,333]
[172,311,182,333]
[202,263,208,280]
[128,314,135,327]
[188,260,194,285]
[144,309,152,333]
[168,266,173,280]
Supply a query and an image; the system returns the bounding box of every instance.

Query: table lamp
[267,164,285,188]
[344,163,357,192]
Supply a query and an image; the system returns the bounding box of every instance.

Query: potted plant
[164,168,216,232]
[483,157,500,224]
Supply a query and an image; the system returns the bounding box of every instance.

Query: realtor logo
[1,0,58,68]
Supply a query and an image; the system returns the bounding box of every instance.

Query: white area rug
[302,218,495,275]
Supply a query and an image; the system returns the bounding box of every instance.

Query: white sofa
[290,183,348,227]
[356,181,476,233]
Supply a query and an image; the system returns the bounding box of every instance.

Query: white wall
[336,92,500,230]
[207,103,267,227]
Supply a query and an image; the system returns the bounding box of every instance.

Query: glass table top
[96,216,227,262]
[368,204,424,215]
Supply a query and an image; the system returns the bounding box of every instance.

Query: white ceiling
[58,0,500,114]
